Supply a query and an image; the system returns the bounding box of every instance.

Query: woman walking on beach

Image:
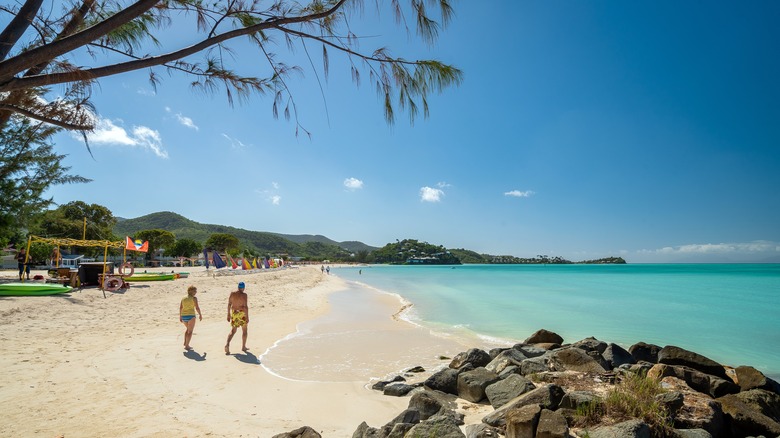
[179,285,202,351]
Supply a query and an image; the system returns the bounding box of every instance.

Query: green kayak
[0,282,73,296]
[124,273,176,281]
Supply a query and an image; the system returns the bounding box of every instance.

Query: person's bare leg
[184,319,196,350]
[241,326,249,351]
[225,327,237,354]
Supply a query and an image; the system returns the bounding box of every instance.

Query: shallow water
[334,264,780,380]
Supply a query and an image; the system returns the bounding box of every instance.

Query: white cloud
[344,177,364,190]
[174,113,198,130]
[137,88,156,96]
[85,118,168,158]
[420,186,444,202]
[222,133,248,149]
[505,190,535,198]
[633,240,780,262]
[437,182,451,188]
[270,195,281,205]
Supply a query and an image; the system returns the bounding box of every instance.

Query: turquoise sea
[334,264,780,380]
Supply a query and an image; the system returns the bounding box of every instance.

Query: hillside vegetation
[114,211,376,260]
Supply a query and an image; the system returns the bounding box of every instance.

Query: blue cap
[238,282,245,289]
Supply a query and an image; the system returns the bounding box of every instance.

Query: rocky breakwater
[272,329,780,438]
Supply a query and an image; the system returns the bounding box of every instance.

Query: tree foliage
[371,238,460,265]
[205,232,239,253]
[167,237,202,258]
[0,117,90,245]
[35,200,116,241]
[0,0,462,134]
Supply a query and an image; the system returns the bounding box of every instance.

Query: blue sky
[44,1,780,263]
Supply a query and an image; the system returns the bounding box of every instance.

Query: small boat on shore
[125,273,176,282]
[0,282,73,296]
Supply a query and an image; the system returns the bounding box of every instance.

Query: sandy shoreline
[0,265,482,437]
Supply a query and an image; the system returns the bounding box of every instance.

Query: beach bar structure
[20,235,131,297]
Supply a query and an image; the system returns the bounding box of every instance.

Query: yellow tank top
[181,296,196,316]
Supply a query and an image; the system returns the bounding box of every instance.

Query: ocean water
[334,264,780,380]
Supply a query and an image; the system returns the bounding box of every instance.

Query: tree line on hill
[2,205,626,266]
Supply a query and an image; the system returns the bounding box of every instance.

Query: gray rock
[485,374,536,408]
[520,356,550,376]
[629,342,662,363]
[512,344,549,358]
[382,382,415,397]
[656,391,685,418]
[482,384,565,427]
[424,367,460,395]
[465,423,501,438]
[272,426,322,438]
[571,336,608,354]
[408,389,456,421]
[535,408,569,438]
[603,343,636,369]
[524,329,564,345]
[718,392,780,436]
[655,376,725,436]
[735,365,780,394]
[505,404,541,438]
[734,388,780,422]
[351,422,377,438]
[559,390,599,410]
[672,429,712,438]
[549,346,607,374]
[404,414,466,438]
[486,348,528,375]
[498,365,522,379]
[587,419,651,438]
[648,363,739,398]
[385,408,420,427]
[371,375,406,390]
[386,423,413,438]
[450,348,492,370]
[457,367,500,403]
[658,345,728,380]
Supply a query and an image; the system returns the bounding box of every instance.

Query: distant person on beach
[326,266,330,275]
[321,265,325,274]
[225,282,249,354]
[16,248,30,280]
[179,285,203,351]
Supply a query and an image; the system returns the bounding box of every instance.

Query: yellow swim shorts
[231,310,247,327]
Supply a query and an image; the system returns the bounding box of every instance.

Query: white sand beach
[0,265,478,437]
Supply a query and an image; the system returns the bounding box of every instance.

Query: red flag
[125,236,149,252]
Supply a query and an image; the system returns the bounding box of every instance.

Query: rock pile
[272,329,780,438]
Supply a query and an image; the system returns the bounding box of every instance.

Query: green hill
[114,211,377,259]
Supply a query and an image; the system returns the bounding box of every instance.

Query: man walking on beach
[225,282,249,354]
[16,248,30,281]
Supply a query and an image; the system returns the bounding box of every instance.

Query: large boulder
[629,342,662,363]
[482,384,565,428]
[524,329,564,345]
[403,414,466,438]
[587,419,651,438]
[272,426,322,438]
[734,388,780,422]
[465,423,501,438]
[603,343,635,369]
[505,404,541,438]
[512,344,549,358]
[559,390,599,410]
[571,336,608,354]
[717,393,780,437]
[734,365,780,393]
[450,348,492,370]
[383,382,415,397]
[408,389,455,421]
[648,363,739,398]
[424,367,461,395]
[371,375,405,390]
[520,356,550,376]
[486,349,528,375]
[658,346,728,380]
[457,367,500,403]
[535,408,569,438]
[658,376,725,435]
[549,347,607,374]
[485,374,536,409]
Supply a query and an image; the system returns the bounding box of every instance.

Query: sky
[42,1,780,263]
